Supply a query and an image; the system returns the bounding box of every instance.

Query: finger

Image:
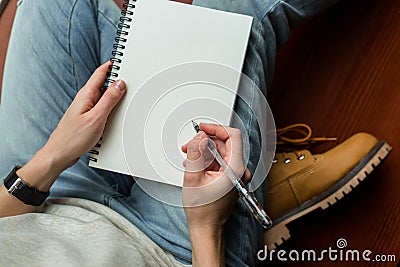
[181,125,208,153]
[181,142,188,153]
[201,139,218,170]
[205,159,220,172]
[185,132,210,173]
[200,123,230,141]
[85,61,112,89]
[185,156,219,171]
[181,129,208,153]
[210,137,226,156]
[184,136,220,172]
[91,80,126,118]
[202,124,243,169]
[183,125,230,153]
[242,168,252,185]
[214,130,244,178]
[77,62,113,106]
[186,131,207,161]
[200,123,243,148]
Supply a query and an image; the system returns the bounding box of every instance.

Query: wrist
[190,228,225,267]
[189,224,223,240]
[16,145,66,192]
[42,136,74,171]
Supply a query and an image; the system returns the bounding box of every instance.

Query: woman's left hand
[44,61,127,171]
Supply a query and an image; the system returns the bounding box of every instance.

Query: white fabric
[0,198,186,267]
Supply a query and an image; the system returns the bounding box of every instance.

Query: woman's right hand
[181,123,252,267]
[181,124,251,233]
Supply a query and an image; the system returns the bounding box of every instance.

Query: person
[0,61,248,265]
[0,0,390,266]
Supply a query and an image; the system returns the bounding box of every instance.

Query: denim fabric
[0,0,337,265]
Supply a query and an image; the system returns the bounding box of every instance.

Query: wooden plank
[264,0,400,266]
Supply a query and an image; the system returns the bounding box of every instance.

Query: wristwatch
[3,166,50,206]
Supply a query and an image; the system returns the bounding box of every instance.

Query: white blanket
[0,198,186,267]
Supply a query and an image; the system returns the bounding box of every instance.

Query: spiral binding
[88,0,136,163]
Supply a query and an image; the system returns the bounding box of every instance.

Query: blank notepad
[89,0,253,187]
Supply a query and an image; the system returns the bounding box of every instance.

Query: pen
[191,120,272,229]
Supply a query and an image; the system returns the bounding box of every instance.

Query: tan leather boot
[263,126,392,250]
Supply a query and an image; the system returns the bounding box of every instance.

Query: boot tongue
[268,124,337,186]
[268,150,315,186]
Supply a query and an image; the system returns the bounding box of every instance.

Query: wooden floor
[265,0,400,266]
[1,0,399,266]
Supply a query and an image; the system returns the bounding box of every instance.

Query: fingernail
[114,80,126,91]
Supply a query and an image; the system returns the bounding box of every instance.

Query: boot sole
[263,140,392,250]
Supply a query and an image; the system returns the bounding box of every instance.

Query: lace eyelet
[272,158,278,164]
[284,158,291,164]
[297,154,305,160]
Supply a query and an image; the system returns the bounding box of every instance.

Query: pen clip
[236,179,273,229]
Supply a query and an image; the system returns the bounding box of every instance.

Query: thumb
[92,80,126,118]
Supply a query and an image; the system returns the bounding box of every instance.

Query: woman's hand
[181,123,251,267]
[44,61,126,171]
[0,61,126,217]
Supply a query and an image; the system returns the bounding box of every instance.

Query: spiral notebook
[89,0,253,187]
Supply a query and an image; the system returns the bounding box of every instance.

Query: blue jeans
[0,0,338,265]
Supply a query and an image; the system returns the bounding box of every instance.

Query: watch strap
[3,166,50,206]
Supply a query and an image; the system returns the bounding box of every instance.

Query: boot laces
[273,123,336,164]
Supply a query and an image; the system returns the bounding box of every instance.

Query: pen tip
[191,120,200,132]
